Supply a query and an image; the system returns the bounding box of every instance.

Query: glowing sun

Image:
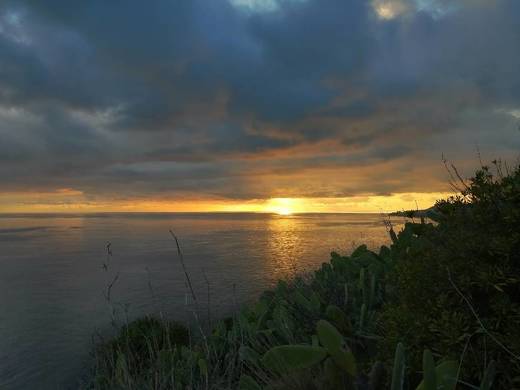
[266,198,295,215]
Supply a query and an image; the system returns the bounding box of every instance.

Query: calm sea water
[0,212,401,389]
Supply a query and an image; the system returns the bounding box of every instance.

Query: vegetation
[84,162,520,389]
[379,161,520,388]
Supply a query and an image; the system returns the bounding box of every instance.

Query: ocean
[0,212,402,389]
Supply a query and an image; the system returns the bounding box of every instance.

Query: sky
[0,0,519,213]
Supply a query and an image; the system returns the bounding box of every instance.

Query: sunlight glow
[0,191,454,214]
[371,0,409,20]
[265,198,296,215]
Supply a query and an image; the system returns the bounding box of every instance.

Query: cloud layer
[0,0,519,210]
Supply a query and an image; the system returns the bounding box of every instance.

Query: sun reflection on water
[265,215,304,279]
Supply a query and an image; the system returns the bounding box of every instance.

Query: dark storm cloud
[369,1,520,103]
[0,12,119,110]
[223,0,371,121]
[0,0,519,203]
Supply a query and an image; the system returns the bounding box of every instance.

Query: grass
[81,161,519,389]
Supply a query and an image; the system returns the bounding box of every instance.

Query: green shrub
[88,316,199,389]
[378,163,520,388]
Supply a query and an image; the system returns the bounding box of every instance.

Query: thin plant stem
[447,267,520,361]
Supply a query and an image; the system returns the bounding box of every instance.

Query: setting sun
[266,198,296,215]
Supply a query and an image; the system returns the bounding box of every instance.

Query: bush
[88,316,196,389]
[378,162,520,388]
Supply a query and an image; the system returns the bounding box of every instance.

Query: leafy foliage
[379,163,520,388]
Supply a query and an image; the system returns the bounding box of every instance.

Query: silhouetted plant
[378,161,520,388]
